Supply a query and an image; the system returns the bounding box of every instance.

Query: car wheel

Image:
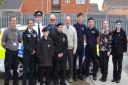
[10,61,23,79]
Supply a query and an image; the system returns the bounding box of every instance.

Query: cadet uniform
[111,20,127,83]
[37,27,54,85]
[22,27,38,85]
[84,17,99,80]
[53,23,68,85]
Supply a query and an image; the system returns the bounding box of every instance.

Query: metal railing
[0,13,128,35]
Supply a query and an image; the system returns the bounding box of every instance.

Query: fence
[0,13,128,35]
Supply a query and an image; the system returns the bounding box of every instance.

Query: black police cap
[88,17,94,21]
[77,12,83,17]
[42,27,49,32]
[34,11,43,16]
[116,20,122,23]
[56,22,63,27]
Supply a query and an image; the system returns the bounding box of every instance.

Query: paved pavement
[0,73,91,85]
[0,52,128,85]
[89,54,128,85]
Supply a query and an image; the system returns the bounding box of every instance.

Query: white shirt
[33,22,45,38]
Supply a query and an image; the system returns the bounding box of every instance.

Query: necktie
[38,24,41,40]
[67,25,69,29]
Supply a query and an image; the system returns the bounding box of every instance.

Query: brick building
[20,0,90,14]
[102,0,128,15]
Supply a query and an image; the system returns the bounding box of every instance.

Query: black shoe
[111,79,116,82]
[79,76,84,80]
[100,77,106,82]
[100,77,103,81]
[60,82,67,85]
[73,77,77,81]
[116,79,120,83]
[93,77,97,81]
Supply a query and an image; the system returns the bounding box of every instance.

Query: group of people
[1,11,127,85]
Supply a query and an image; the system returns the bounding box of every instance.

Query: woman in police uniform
[22,19,38,85]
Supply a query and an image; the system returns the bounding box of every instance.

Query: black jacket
[111,28,127,54]
[22,27,38,54]
[53,31,68,60]
[37,37,54,66]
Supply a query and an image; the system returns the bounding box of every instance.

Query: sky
[90,0,104,10]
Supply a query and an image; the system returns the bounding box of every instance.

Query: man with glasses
[47,14,56,39]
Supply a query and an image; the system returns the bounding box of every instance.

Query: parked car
[0,25,27,79]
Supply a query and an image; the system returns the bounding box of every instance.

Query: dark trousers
[85,46,98,77]
[100,51,109,79]
[112,52,123,80]
[22,53,36,85]
[53,57,67,84]
[4,49,19,85]
[40,66,51,85]
[67,49,73,78]
[73,45,84,78]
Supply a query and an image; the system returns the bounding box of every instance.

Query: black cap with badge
[56,22,63,27]
[88,17,94,21]
[42,27,49,32]
[34,11,43,17]
[77,12,83,17]
[116,20,122,24]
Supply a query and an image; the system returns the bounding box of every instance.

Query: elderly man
[47,14,56,39]
[62,16,77,83]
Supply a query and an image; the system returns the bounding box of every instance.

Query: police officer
[111,20,127,83]
[22,19,38,85]
[2,16,21,85]
[34,10,45,41]
[33,10,45,82]
[73,13,86,80]
[53,22,68,85]
[84,17,99,80]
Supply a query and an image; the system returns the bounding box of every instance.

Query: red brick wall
[20,0,89,14]
[61,0,89,13]
[21,0,51,14]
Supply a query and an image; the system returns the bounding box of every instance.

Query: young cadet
[111,20,127,83]
[22,19,38,85]
[37,27,54,85]
[53,22,68,85]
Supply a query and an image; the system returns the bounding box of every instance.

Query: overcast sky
[90,0,104,10]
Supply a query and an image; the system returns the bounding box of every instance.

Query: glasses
[50,19,55,21]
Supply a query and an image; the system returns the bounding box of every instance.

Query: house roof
[0,0,22,11]
[103,0,128,7]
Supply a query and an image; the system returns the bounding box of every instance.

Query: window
[76,0,85,4]
[65,0,70,3]
[53,0,60,4]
